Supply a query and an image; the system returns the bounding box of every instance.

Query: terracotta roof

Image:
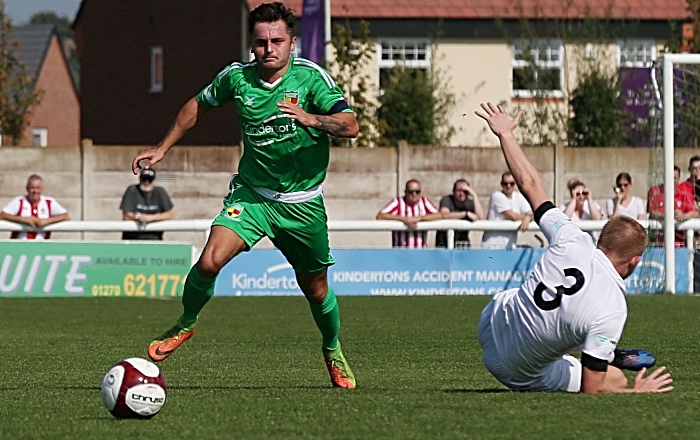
[246,0,689,21]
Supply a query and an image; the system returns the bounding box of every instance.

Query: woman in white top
[559,178,603,221]
[607,172,646,220]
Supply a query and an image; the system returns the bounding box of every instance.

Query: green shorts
[212,175,335,274]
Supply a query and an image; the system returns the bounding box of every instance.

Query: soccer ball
[101,357,167,419]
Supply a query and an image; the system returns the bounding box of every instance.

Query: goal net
[642,54,700,293]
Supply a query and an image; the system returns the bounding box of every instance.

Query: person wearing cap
[119,168,175,240]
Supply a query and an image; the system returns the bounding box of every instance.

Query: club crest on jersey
[284,91,299,105]
[226,204,244,221]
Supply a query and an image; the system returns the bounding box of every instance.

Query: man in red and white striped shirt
[377,179,444,248]
[0,174,70,240]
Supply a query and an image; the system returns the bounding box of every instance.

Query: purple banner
[620,67,656,146]
[301,0,325,63]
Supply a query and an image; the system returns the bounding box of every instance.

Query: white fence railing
[1,218,697,248]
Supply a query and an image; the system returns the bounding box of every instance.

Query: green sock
[309,287,341,351]
[178,264,217,328]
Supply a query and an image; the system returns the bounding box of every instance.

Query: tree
[328,20,380,147]
[378,44,456,146]
[29,11,80,90]
[0,1,43,145]
[568,68,630,146]
[497,0,639,146]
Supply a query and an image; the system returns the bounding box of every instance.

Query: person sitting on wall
[119,168,175,240]
[0,174,70,240]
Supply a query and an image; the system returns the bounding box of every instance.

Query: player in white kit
[475,102,673,394]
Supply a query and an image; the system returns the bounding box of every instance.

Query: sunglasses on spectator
[140,177,155,183]
[617,183,630,188]
[407,189,421,194]
[575,191,589,196]
[501,182,516,187]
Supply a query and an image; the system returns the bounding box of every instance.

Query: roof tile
[246,0,688,20]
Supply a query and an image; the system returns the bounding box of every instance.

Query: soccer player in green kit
[130,2,359,389]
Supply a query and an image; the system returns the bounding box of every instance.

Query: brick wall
[18,34,80,147]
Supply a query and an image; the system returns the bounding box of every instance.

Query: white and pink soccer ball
[101,357,167,418]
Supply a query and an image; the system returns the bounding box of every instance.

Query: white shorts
[477,298,582,392]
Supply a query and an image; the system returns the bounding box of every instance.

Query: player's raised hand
[631,366,674,393]
[475,102,522,138]
[131,148,166,175]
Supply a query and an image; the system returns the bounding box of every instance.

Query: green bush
[568,69,630,146]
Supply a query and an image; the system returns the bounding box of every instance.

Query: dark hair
[674,165,681,173]
[405,179,421,191]
[453,179,469,191]
[501,171,513,180]
[616,172,632,185]
[248,2,296,37]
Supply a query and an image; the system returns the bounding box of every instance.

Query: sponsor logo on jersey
[595,334,617,346]
[243,96,255,106]
[226,204,245,221]
[284,90,299,105]
[550,219,569,232]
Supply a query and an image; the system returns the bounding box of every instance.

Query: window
[32,128,47,147]
[511,39,564,98]
[377,39,431,89]
[150,46,163,93]
[617,39,656,67]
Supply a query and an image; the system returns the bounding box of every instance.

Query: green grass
[1,295,700,439]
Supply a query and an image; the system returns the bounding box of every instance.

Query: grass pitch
[1,295,699,439]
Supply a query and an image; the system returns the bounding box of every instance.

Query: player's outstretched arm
[475,102,549,211]
[131,97,208,174]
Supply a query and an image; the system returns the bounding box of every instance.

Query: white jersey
[606,195,645,219]
[482,190,531,248]
[488,204,627,383]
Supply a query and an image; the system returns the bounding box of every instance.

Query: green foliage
[0,0,43,145]
[378,48,456,146]
[29,11,80,91]
[328,20,379,147]
[568,68,630,146]
[497,0,641,146]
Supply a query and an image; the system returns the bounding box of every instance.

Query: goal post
[657,54,700,293]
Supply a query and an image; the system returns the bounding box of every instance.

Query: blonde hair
[598,216,648,261]
[567,178,585,192]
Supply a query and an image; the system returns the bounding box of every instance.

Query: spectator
[0,174,70,240]
[607,172,645,220]
[436,178,485,248]
[481,171,533,249]
[647,165,695,247]
[119,168,175,240]
[560,178,603,221]
[677,155,700,207]
[377,179,444,248]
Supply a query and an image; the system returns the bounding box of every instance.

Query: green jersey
[196,57,352,193]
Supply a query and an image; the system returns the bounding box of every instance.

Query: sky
[4,0,82,25]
